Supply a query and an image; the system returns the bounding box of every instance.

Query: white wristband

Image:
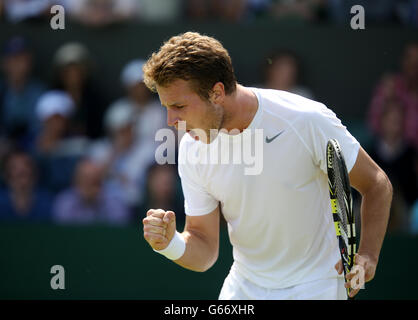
[153,231,186,260]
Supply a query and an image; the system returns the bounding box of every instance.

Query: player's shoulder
[250,87,328,124]
[252,87,322,110]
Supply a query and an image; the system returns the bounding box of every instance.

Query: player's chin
[187,129,203,142]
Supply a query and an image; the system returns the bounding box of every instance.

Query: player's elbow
[380,170,393,196]
[193,248,219,272]
[374,170,393,201]
[205,249,219,272]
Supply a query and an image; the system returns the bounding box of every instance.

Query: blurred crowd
[0,1,417,235]
[0,35,185,227]
[0,0,417,26]
[367,41,418,234]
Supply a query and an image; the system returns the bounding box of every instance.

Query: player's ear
[210,82,225,105]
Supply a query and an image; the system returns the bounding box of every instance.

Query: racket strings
[333,152,350,245]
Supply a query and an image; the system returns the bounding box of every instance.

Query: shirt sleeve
[306,103,360,174]
[178,137,219,216]
[178,163,219,216]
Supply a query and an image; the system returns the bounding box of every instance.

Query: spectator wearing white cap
[36,90,74,120]
[113,59,167,147]
[34,90,89,193]
[35,90,75,153]
[87,99,156,209]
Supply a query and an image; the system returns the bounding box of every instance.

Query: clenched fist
[143,209,176,251]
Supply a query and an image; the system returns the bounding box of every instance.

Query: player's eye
[175,105,185,109]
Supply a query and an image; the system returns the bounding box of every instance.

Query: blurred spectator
[0,1,4,19]
[368,41,418,150]
[0,150,53,222]
[396,0,418,27]
[85,59,167,210]
[138,163,185,225]
[186,0,212,20]
[34,90,89,193]
[2,0,52,23]
[328,0,394,25]
[0,36,46,150]
[329,0,418,26]
[118,59,166,144]
[52,42,107,139]
[211,0,248,22]
[186,0,281,22]
[53,158,130,225]
[270,0,326,23]
[186,0,248,22]
[63,0,141,27]
[139,0,182,23]
[246,0,274,19]
[35,90,74,153]
[368,98,417,232]
[263,49,314,99]
[88,100,156,210]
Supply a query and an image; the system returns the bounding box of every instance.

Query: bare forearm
[173,229,219,272]
[358,172,393,262]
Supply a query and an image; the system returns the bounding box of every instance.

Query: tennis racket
[326,139,356,299]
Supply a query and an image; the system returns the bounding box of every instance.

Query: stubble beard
[204,102,224,144]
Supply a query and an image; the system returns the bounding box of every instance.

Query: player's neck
[221,84,258,132]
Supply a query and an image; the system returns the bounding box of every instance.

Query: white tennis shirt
[178,88,360,289]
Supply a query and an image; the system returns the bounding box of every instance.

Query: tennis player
[142,32,393,300]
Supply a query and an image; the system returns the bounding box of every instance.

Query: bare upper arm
[183,205,220,252]
[349,147,391,195]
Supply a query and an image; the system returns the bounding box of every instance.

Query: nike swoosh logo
[265,130,285,143]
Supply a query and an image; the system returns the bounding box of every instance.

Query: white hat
[121,59,146,88]
[104,100,135,132]
[53,42,90,67]
[36,90,75,121]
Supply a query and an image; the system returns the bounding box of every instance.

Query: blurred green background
[1,223,417,300]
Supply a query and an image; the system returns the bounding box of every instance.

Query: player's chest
[198,131,317,203]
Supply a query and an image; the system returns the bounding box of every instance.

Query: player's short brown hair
[143,32,237,101]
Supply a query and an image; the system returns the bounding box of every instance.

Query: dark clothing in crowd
[53,84,107,139]
[368,142,417,207]
[0,188,53,222]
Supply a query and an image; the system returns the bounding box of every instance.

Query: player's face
[156,79,224,144]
